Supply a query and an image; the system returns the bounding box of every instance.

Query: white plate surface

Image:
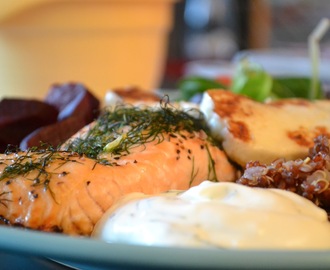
[0,225,330,269]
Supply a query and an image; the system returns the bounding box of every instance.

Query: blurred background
[0,0,329,99]
[162,0,330,88]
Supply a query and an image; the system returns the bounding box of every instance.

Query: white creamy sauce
[92,181,330,249]
[199,92,224,141]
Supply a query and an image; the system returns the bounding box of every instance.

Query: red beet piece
[21,83,100,149]
[44,82,100,123]
[0,98,59,151]
[20,115,87,150]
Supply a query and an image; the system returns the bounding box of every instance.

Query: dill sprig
[205,144,218,182]
[0,99,221,206]
[0,146,77,197]
[0,191,12,207]
[189,156,199,187]
[64,98,214,160]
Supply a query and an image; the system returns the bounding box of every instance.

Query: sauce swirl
[93,181,330,249]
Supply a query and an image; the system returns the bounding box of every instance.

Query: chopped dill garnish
[0,191,12,207]
[189,156,199,187]
[0,98,222,206]
[205,144,218,182]
[64,97,215,160]
[0,147,79,201]
[2,147,56,181]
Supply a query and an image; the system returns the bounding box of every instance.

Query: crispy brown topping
[287,128,313,147]
[112,86,160,102]
[209,90,252,118]
[288,126,330,147]
[270,99,311,107]
[228,120,251,142]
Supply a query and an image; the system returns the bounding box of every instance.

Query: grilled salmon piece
[0,103,236,236]
[0,132,234,236]
[200,90,330,167]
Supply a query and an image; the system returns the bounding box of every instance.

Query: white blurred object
[233,48,330,80]
[0,0,176,99]
[183,48,330,99]
[183,0,238,60]
[184,0,211,30]
[184,59,234,78]
[184,47,330,83]
[185,28,238,59]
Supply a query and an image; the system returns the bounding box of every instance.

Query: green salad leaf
[231,60,273,102]
[177,60,324,102]
[272,77,324,99]
[178,76,227,101]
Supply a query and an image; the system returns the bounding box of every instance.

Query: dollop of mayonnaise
[92,181,330,249]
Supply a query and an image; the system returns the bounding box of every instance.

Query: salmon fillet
[0,103,236,236]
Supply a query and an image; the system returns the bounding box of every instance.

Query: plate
[0,225,330,270]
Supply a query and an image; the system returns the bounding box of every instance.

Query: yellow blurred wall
[0,0,175,99]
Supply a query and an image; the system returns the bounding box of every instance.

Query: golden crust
[203,89,330,166]
[111,86,160,103]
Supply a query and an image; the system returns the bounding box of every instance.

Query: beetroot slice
[44,82,100,122]
[21,83,101,150]
[20,115,88,150]
[0,98,59,151]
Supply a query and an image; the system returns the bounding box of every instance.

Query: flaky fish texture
[0,102,235,236]
[201,90,330,167]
